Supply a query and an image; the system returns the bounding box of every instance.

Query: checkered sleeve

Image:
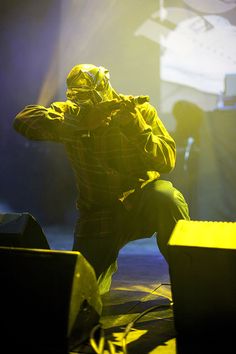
[125,102,176,173]
[13,101,88,142]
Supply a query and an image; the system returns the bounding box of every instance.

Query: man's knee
[147,180,178,206]
[144,180,189,218]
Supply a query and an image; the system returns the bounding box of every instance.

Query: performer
[13,64,190,294]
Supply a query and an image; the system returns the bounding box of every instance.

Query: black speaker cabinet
[0,247,102,354]
[0,212,50,249]
[168,220,236,353]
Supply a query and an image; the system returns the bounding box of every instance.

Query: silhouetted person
[172,100,204,146]
[171,100,204,217]
[13,64,190,293]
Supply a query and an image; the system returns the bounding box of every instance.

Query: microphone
[184,136,194,171]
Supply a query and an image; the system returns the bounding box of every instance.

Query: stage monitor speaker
[0,247,102,354]
[168,220,236,353]
[0,212,50,249]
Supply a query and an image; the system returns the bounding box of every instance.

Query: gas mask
[66,64,116,106]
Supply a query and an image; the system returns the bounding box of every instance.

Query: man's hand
[62,99,119,131]
[63,96,149,132]
[111,96,151,133]
[82,96,145,130]
[85,99,120,130]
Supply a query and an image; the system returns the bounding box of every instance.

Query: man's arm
[13,101,101,142]
[13,101,82,142]
[137,102,176,173]
[112,101,176,174]
[13,100,119,142]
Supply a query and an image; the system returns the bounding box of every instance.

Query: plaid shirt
[14,99,176,238]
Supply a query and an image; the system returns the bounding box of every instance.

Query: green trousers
[73,180,190,294]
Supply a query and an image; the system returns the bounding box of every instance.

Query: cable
[107,340,119,354]
[121,302,173,354]
[89,324,105,354]
[89,324,121,354]
[88,284,173,354]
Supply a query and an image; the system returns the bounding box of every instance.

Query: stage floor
[46,226,176,354]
